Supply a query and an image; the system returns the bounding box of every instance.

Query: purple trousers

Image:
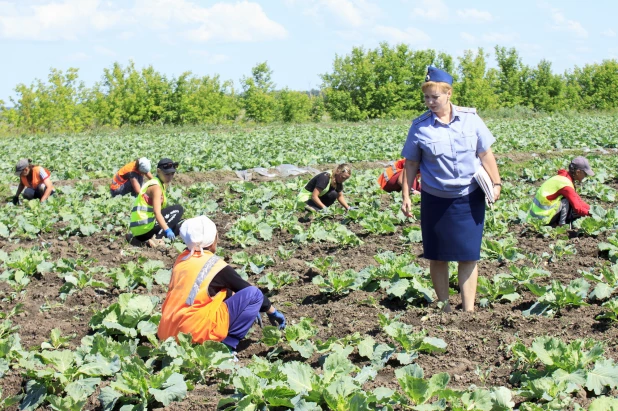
[222,286,264,349]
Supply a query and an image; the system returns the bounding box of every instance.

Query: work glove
[267,310,286,330]
[164,228,175,240]
[346,206,358,212]
[255,314,263,328]
[11,195,19,205]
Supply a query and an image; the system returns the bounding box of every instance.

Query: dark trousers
[22,184,54,200]
[548,198,581,226]
[110,175,143,197]
[134,205,184,242]
[222,286,264,349]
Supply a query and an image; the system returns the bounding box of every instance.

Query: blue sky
[0,0,616,102]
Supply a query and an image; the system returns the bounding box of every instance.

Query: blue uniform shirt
[401,104,495,198]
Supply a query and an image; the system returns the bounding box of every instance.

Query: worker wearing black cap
[128,158,184,247]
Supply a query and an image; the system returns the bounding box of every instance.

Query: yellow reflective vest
[130,178,167,236]
[528,175,574,224]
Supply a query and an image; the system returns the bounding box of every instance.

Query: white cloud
[0,0,287,44]
[411,0,448,21]
[0,0,125,41]
[548,9,588,38]
[456,9,493,22]
[482,32,518,43]
[184,2,287,43]
[297,0,381,28]
[189,50,230,64]
[94,45,116,57]
[117,31,135,40]
[460,32,476,42]
[334,30,362,41]
[67,51,90,61]
[373,25,430,45]
[602,28,616,37]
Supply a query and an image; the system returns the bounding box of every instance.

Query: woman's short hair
[421,81,452,94]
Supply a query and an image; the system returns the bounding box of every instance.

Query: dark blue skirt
[420,188,486,261]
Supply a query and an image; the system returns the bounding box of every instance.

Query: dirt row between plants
[16,146,615,192]
[2,192,617,409]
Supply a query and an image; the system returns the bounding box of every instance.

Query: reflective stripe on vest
[110,162,139,191]
[157,251,230,344]
[129,178,167,236]
[382,165,397,183]
[186,255,221,306]
[528,175,574,224]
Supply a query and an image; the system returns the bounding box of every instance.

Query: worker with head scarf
[157,216,286,352]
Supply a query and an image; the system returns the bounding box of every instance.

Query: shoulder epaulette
[455,106,477,114]
[412,110,432,125]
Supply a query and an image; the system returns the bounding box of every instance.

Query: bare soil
[1,164,617,410]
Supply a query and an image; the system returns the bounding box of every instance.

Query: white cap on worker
[137,158,151,174]
[179,216,217,260]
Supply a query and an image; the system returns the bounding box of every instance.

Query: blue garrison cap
[425,66,453,85]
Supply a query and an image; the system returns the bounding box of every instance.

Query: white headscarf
[179,216,217,260]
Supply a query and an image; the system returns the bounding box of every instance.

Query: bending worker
[527,156,593,226]
[158,216,287,351]
[298,164,353,212]
[12,158,55,204]
[110,158,153,197]
[378,158,421,194]
[129,158,184,247]
[401,66,501,313]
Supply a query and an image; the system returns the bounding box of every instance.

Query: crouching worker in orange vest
[378,159,421,194]
[110,158,153,197]
[12,159,55,204]
[158,216,287,352]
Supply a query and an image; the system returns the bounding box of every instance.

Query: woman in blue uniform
[400,67,502,313]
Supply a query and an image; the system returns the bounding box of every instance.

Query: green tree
[241,62,278,123]
[567,60,618,110]
[454,48,498,111]
[321,43,447,120]
[277,89,312,123]
[167,72,239,125]
[494,46,528,108]
[522,60,567,112]
[9,67,93,132]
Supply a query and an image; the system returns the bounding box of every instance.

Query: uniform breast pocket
[428,139,451,157]
[463,133,477,152]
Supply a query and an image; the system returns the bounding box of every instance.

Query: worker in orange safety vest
[110,158,154,197]
[378,159,421,194]
[12,158,55,204]
[158,216,287,352]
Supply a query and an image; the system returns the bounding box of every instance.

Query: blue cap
[425,66,453,85]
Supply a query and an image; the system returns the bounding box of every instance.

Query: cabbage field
[1,114,618,410]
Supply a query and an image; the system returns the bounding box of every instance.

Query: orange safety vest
[20,166,50,189]
[377,159,406,189]
[158,250,230,344]
[110,161,140,191]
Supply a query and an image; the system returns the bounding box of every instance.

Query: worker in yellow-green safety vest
[528,156,593,226]
[128,158,184,247]
[297,164,354,212]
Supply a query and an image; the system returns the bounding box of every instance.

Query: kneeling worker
[158,216,286,351]
[298,164,353,212]
[12,159,55,204]
[528,156,593,226]
[110,158,153,197]
[378,158,421,194]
